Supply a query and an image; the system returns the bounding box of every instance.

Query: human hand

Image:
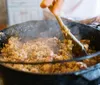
[95,15,100,23]
[79,15,100,25]
[40,0,63,15]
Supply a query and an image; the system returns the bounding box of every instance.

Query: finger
[40,0,54,8]
[52,0,64,15]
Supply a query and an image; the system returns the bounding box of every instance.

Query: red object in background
[0,24,7,30]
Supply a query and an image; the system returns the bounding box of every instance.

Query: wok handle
[74,64,100,81]
[81,68,100,81]
[89,23,100,30]
[96,24,100,30]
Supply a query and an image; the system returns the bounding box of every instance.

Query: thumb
[40,0,54,8]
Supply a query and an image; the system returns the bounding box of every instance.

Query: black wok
[0,19,100,85]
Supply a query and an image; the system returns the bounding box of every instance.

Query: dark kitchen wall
[0,0,7,25]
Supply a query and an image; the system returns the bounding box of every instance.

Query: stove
[2,73,100,85]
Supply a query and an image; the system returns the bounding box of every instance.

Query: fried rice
[0,37,99,74]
